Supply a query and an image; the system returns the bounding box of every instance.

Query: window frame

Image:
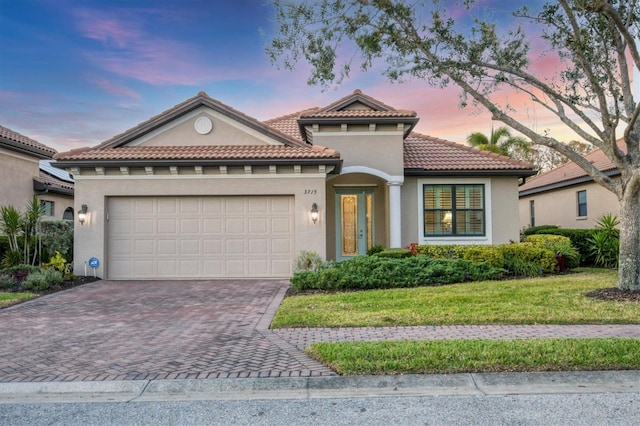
[417,178,492,245]
[529,200,535,227]
[40,200,55,217]
[577,190,587,218]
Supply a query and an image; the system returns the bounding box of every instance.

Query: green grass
[0,292,37,308]
[272,268,638,327]
[307,338,640,375]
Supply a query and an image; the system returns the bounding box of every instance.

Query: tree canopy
[268,0,640,291]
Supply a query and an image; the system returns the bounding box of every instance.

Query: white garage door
[107,196,294,279]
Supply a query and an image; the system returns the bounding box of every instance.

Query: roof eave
[297,116,420,143]
[54,157,343,172]
[1,139,55,159]
[405,168,537,178]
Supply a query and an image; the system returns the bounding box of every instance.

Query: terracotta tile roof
[0,124,56,158]
[404,133,535,174]
[35,171,74,192]
[54,144,340,162]
[299,110,417,118]
[96,91,308,150]
[319,89,400,112]
[519,147,618,193]
[263,110,314,142]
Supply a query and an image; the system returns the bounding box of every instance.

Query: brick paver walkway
[1,280,638,383]
[0,280,335,383]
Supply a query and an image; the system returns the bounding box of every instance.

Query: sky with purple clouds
[1,0,575,153]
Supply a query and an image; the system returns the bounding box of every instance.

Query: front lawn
[307,338,640,375]
[272,268,638,328]
[0,292,37,308]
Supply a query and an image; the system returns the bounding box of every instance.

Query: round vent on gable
[194,117,213,135]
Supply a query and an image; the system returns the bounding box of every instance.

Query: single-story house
[518,147,619,229]
[54,90,535,279]
[0,124,74,221]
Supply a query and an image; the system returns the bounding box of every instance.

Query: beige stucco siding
[519,182,619,229]
[72,174,327,278]
[37,193,73,221]
[0,148,40,209]
[130,107,276,147]
[312,132,404,176]
[403,176,521,246]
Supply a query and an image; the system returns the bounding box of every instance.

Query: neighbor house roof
[519,148,618,196]
[33,160,74,196]
[0,124,56,158]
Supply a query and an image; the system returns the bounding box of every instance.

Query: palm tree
[466,126,531,160]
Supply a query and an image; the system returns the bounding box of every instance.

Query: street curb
[1,370,638,403]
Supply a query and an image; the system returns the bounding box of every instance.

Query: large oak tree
[268,0,640,291]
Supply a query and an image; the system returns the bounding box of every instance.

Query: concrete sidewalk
[1,370,638,403]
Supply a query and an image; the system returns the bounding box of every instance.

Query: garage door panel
[108,196,294,279]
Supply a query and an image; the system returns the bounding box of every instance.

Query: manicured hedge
[523,227,598,265]
[290,255,505,291]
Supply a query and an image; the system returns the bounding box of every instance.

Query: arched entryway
[326,167,403,260]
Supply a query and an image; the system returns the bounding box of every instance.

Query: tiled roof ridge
[319,89,400,112]
[0,124,57,157]
[408,132,534,169]
[310,144,340,157]
[263,108,320,125]
[53,146,93,160]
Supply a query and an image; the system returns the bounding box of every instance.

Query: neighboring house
[518,148,619,229]
[53,90,534,280]
[0,124,74,221]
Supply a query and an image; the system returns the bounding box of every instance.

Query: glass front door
[336,189,374,260]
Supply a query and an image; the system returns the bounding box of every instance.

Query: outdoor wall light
[310,203,319,224]
[78,204,88,225]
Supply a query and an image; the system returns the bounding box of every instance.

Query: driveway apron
[0,280,335,382]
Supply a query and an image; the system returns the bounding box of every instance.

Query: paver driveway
[0,280,335,382]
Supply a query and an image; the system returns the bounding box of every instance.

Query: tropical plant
[588,214,620,268]
[268,1,640,291]
[0,198,43,267]
[466,126,530,159]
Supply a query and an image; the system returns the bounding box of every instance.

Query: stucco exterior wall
[402,176,521,246]
[130,107,275,147]
[312,132,405,176]
[519,182,619,229]
[72,173,328,278]
[0,148,40,209]
[37,193,74,221]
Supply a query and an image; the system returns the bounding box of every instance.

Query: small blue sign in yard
[88,257,100,268]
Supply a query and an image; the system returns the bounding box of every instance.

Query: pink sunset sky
[1,0,581,153]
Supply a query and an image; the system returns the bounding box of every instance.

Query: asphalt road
[1,391,639,425]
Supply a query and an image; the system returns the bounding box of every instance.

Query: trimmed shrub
[524,234,580,269]
[289,255,505,291]
[497,243,557,275]
[1,264,40,284]
[459,245,505,268]
[366,244,385,256]
[522,225,559,237]
[0,274,18,291]
[375,248,412,258]
[21,268,63,291]
[524,227,598,265]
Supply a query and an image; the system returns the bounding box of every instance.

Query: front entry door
[336,189,374,260]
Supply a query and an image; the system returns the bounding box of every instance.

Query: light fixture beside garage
[78,204,88,225]
[310,203,319,224]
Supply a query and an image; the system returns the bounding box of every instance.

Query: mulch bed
[584,288,640,302]
[39,275,101,295]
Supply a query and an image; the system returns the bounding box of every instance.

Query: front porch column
[388,181,403,248]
